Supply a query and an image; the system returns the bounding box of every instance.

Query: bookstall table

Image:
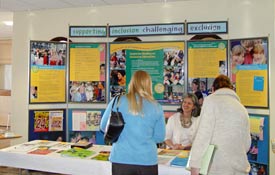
[0,140,190,175]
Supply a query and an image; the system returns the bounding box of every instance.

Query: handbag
[104,95,125,145]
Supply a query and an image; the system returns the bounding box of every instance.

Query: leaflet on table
[158,149,189,157]
[91,151,110,161]
[170,156,189,167]
[158,149,183,157]
[28,146,57,155]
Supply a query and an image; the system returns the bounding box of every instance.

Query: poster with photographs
[229,37,268,108]
[187,40,228,99]
[69,43,106,103]
[71,110,102,131]
[110,41,185,105]
[248,114,269,175]
[68,109,105,144]
[29,41,67,103]
[29,109,66,142]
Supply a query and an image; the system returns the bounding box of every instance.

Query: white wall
[12,0,275,173]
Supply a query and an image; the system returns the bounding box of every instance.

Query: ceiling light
[3,21,13,26]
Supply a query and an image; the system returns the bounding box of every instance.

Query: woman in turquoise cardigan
[100,70,166,175]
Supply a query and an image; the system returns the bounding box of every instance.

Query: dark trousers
[112,162,158,175]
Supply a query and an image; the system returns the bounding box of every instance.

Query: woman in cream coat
[190,75,251,175]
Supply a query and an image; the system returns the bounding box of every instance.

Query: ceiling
[0,0,187,39]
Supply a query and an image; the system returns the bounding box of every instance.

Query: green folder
[186,144,216,175]
[199,144,216,174]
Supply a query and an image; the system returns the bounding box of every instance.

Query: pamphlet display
[29,41,67,103]
[229,37,268,108]
[28,109,66,141]
[69,43,106,103]
[110,41,185,105]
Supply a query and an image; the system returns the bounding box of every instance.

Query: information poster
[187,40,228,96]
[29,41,67,103]
[69,43,106,103]
[230,37,268,108]
[68,109,105,144]
[110,41,185,104]
[248,114,269,174]
[28,109,66,142]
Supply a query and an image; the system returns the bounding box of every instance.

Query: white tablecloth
[0,140,190,175]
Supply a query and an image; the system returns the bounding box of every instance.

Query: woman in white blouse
[165,93,201,150]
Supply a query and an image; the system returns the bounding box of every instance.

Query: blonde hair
[231,45,245,56]
[253,44,264,54]
[253,44,267,64]
[126,70,155,115]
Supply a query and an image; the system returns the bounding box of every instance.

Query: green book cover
[199,144,216,175]
[186,144,216,175]
[60,147,95,158]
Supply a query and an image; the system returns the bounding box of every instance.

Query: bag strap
[111,95,121,110]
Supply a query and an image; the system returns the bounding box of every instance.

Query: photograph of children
[30,86,38,99]
[69,81,105,103]
[219,60,227,75]
[248,135,259,161]
[86,111,102,131]
[110,86,126,98]
[110,50,126,70]
[162,48,184,104]
[30,41,67,66]
[188,78,214,97]
[69,131,97,144]
[110,70,126,86]
[249,163,267,175]
[230,37,268,83]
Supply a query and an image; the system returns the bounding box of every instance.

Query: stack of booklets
[71,140,93,149]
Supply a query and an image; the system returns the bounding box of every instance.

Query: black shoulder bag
[104,95,125,145]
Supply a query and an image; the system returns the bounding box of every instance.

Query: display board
[68,109,105,145]
[29,41,67,103]
[28,109,66,142]
[248,114,269,175]
[109,41,185,105]
[69,43,106,103]
[187,40,228,96]
[229,37,268,108]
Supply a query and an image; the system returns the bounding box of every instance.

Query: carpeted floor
[0,166,66,175]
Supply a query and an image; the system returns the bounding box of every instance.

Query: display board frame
[68,42,107,104]
[229,37,269,108]
[28,109,66,142]
[186,40,228,95]
[248,113,269,175]
[29,40,67,104]
[109,41,185,105]
[68,108,105,145]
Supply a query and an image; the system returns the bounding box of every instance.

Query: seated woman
[165,93,200,150]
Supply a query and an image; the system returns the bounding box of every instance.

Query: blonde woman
[100,70,165,175]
